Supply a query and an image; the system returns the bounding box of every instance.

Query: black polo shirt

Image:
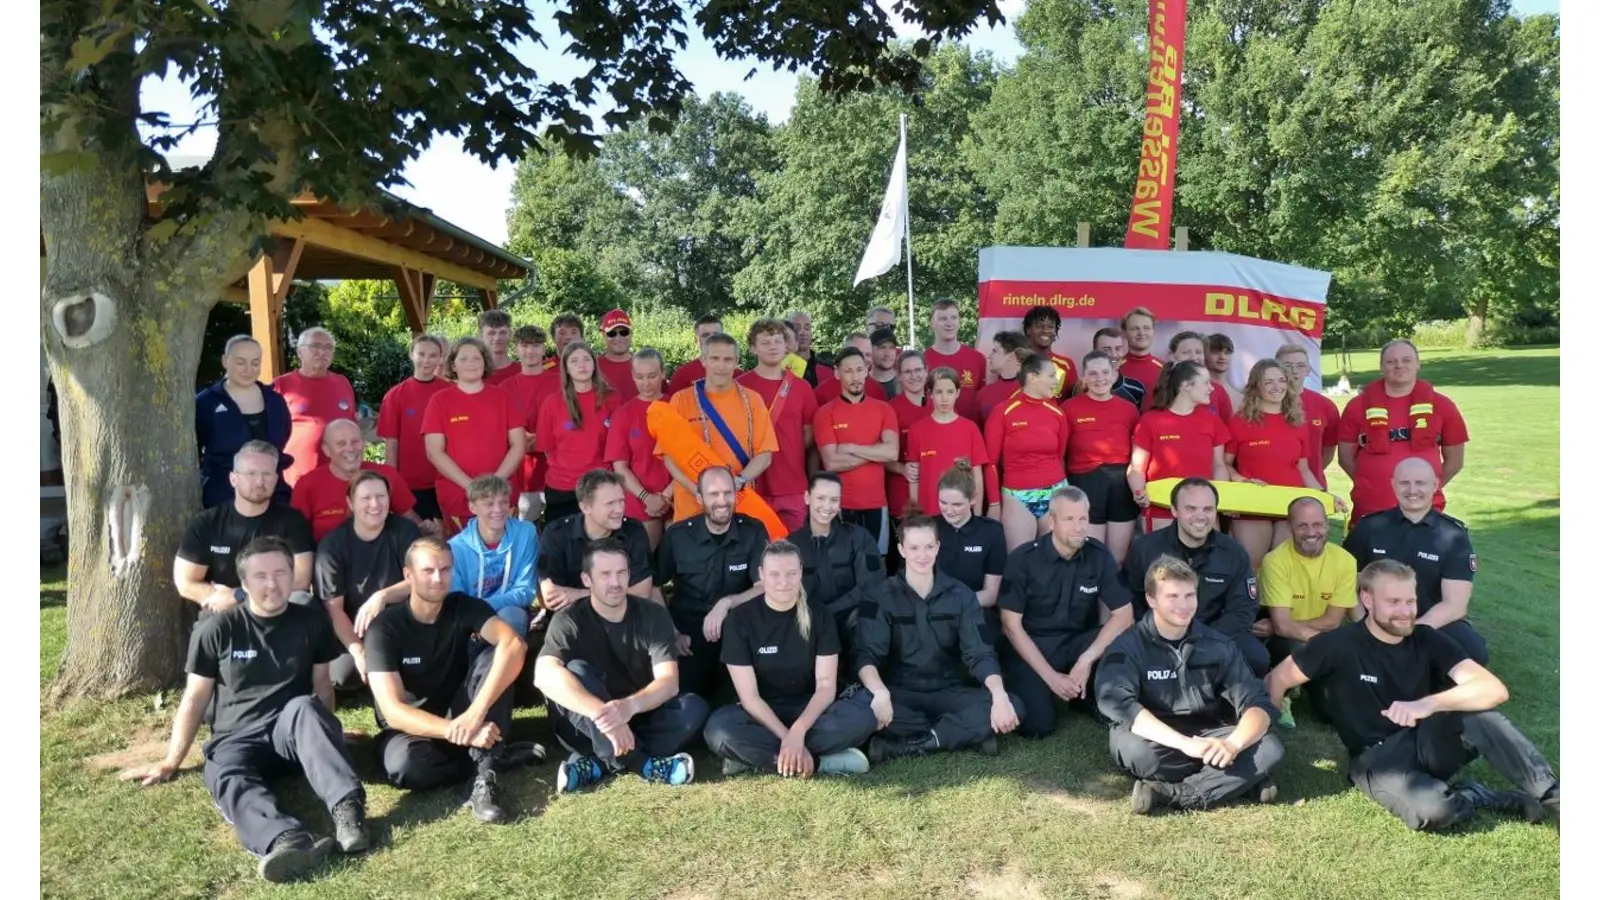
[789,521,884,618]
[936,515,1007,594]
[536,512,653,590]
[655,513,768,621]
[854,572,1000,691]
[1344,507,1475,617]
[1095,612,1270,732]
[999,535,1129,641]
[1123,526,1257,640]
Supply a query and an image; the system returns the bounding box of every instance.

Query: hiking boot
[1130,780,1172,816]
[466,771,507,824]
[1256,779,1280,805]
[258,830,334,883]
[641,753,696,786]
[817,748,870,776]
[331,796,369,853]
[500,741,548,770]
[721,758,753,777]
[1456,781,1545,823]
[557,755,606,794]
[869,731,939,763]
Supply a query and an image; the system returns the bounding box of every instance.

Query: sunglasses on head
[607,328,631,338]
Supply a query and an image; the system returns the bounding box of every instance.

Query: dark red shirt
[737,370,819,498]
[976,378,1020,427]
[597,355,639,401]
[887,392,934,516]
[377,376,450,490]
[604,396,673,519]
[1121,353,1166,408]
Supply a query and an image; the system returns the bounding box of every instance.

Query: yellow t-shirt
[1259,541,1358,621]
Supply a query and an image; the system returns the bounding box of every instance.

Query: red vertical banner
[1124,0,1188,249]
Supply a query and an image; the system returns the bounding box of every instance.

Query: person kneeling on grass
[850,515,1023,762]
[128,536,368,884]
[365,537,546,825]
[1094,555,1285,815]
[535,538,711,792]
[703,541,879,778]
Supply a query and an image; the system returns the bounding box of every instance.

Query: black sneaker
[1456,781,1545,823]
[467,771,508,824]
[331,797,369,853]
[258,830,335,883]
[1256,779,1279,805]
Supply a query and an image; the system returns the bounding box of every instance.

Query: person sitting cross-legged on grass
[1094,555,1285,815]
[703,541,879,778]
[535,538,711,792]
[364,537,546,825]
[1265,559,1559,832]
[126,536,368,884]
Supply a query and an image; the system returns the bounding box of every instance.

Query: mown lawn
[40,347,1560,900]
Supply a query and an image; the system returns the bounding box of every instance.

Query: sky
[138,0,1559,249]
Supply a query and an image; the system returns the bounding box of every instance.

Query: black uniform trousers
[1109,725,1285,810]
[671,613,730,703]
[848,684,1023,751]
[703,697,879,771]
[1348,710,1556,831]
[374,644,516,790]
[1002,629,1103,738]
[546,659,710,774]
[202,695,364,856]
[1233,632,1270,678]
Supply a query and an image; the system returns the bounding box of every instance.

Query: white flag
[853,124,908,287]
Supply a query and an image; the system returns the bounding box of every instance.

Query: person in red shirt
[378,333,450,521]
[1022,305,1078,399]
[1128,360,1230,532]
[291,418,425,542]
[535,341,621,525]
[499,325,559,518]
[976,330,1029,425]
[984,354,1072,551]
[738,318,819,531]
[606,348,674,549]
[274,326,357,488]
[784,310,834,387]
[1225,359,1340,569]
[668,314,745,395]
[814,347,899,553]
[1206,333,1245,411]
[906,366,988,517]
[596,308,639,402]
[885,350,932,571]
[1118,307,1165,405]
[921,299,985,419]
[1167,331,1233,421]
[421,338,526,535]
[1063,351,1141,564]
[1275,343,1340,488]
[1337,339,1469,526]
[479,309,519,385]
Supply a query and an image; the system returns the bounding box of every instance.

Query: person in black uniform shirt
[536,539,710,792]
[537,468,654,612]
[128,537,368,884]
[703,541,879,777]
[175,441,315,614]
[1122,478,1267,676]
[365,536,543,824]
[315,471,421,692]
[1000,486,1135,739]
[1343,457,1487,664]
[1266,559,1558,830]
[933,461,1006,639]
[1095,555,1284,814]
[849,515,1022,761]
[654,466,768,698]
[787,472,885,666]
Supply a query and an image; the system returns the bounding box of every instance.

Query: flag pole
[900,113,916,348]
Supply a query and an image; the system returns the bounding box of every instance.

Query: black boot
[467,770,508,824]
[1129,780,1175,816]
[331,796,369,853]
[1456,781,1545,823]
[870,730,940,763]
[258,829,335,883]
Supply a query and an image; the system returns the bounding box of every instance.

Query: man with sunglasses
[597,308,639,402]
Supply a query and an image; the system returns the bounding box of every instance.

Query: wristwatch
[733,475,747,490]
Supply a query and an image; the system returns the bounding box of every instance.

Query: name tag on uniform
[1077,584,1099,594]
[232,649,258,660]
[1204,576,1225,584]
[211,545,231,554]
[1417,552,1439,562]
[964,545,983,553]
[757,646,778,655]
[1147,669,1177,680]
[729,563,748,572]
[403,657,422,665]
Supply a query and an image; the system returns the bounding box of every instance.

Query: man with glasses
[274,327,357,488]
[597,308,638,401]
[1273,344,1339,488]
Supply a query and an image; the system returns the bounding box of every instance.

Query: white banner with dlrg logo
[975,247,1333,393]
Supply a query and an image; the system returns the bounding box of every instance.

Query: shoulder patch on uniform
[1247,576,1259,601]
[857,601,880,619]
[1102,650,1127,667]
[1468,553,1477,572]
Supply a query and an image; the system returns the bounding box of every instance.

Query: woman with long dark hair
[1127,360,1229,532]
[984,353,1072,551]
[535,341,619,524]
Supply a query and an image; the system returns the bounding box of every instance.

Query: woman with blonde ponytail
[702,541,880,779]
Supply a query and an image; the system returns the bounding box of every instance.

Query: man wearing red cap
[597,309,639,401]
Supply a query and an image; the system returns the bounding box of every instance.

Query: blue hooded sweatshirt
[448,516,540,613]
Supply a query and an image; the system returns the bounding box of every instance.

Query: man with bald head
[291,419,433,543]
[1257,496,1358,728]
[1344,458,1486,664]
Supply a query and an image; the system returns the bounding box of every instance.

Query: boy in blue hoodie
[449,475,540,637]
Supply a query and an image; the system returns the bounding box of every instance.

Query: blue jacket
[449,517,540,613]
[195,380,293,507]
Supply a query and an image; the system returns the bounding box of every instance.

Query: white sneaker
[818,748,870,776]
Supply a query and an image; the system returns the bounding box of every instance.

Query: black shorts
[411,488,442,521]
[1067,464,1139,525]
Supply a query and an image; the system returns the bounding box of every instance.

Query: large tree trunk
[1465,293,1490,348]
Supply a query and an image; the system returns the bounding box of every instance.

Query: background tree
[40,0,1009,700]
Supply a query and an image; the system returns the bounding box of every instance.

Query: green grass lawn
[40,347,1560,900]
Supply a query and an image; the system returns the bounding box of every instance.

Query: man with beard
[1266,559,1559,830]
[365,536,543,824]
[1096,555,1284,814]
[379,334,451,522]
[662,332,776,523]
[1122,478,1265,676]
[654,466,768,698]
[868,327,903,400]
[1022,305,1076,399]
[1259,497,1358,663]
[815,347,899,553]
[291,419,428,542]
[538,469,655,609]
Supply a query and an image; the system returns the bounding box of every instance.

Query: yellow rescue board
[1146,478,1340,518]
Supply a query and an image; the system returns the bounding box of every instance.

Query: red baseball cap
[601,309,632,333]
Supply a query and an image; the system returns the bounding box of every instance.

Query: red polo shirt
[274,370,357,487]
[737,370,818,498]
[377,376,450,490]
[1227,412,1311,488]
[905,414,988,514]
[291,461,417,542]
[1132,408,1229,484]
[1062,393,1139,474]
[983,394,1070,501]
[814,395,898,510]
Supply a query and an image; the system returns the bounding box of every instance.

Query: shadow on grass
[42,594,66,608]
[1339,348,1558,389]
